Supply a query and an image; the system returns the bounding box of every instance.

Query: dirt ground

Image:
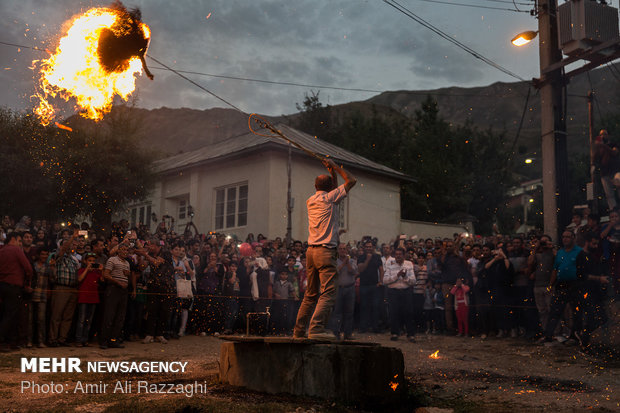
[0,333,618,413]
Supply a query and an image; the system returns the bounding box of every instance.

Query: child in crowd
[423,280,434,334]
[222,263,240,334]
[451,278,471,337]
[76,253,102,346]
[271,270,297,334]
[432,282,445,334]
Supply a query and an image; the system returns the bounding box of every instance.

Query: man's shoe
[155,336,168,344]
[108,342,125,349]
[407,336,416,343]
[142,335,154,344]
[37,343,47,348]
[58,341,69,347]
[99,344,108,349]
[496,330,505,338]
[390,335,399,341]
[48,342,59,348]
[308,332,337,341]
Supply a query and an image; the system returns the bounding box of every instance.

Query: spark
[429,350,440,359]
[54,122,73,132]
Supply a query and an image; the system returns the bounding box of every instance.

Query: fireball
[33,1,153,125]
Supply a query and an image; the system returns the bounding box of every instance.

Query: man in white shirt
[293,159,356,340]
[384,247,416,342]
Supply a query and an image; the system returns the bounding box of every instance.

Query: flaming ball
[33,1,153,125]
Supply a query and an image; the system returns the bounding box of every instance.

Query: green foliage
[294,93,513,234]
[0,107,155,225]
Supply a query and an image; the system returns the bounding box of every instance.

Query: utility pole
[588,91,598,215]
[286,143,293,245]
[538,0,568,241]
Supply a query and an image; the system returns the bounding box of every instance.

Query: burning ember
[33,1,153,125]
[429,350,440,359]
[389,374,400,391]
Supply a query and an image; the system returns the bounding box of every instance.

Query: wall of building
[399,219,470,240]
[126,148,406,244]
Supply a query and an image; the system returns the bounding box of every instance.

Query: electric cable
[382,0,528,82]
[411,0,530,12]
[1,38,525,98]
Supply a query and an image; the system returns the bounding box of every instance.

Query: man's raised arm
[324,159,357,193]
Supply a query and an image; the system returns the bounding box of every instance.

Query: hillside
[66,67,620,161]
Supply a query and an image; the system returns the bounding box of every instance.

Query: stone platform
[218,336,406,405]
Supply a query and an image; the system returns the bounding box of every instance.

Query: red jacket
[0,245,33,287]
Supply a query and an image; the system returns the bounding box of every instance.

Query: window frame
[214,182,248,230]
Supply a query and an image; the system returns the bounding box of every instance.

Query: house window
[130,204,152,227]
[215,183,248,230]
[178,199,188,220]
[138,206,145,225]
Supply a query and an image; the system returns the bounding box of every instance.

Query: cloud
[0,0,540,116]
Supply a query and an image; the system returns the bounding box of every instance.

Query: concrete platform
[218,335,406,405]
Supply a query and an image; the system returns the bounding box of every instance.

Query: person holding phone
[100,244,131,349]
[75,253,102,346]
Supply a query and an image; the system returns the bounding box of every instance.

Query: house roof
[154,123,414,182]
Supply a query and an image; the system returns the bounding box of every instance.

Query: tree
[0,107,156,228]
[292,93,514,233]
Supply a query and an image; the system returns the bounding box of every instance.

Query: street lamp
[511,30,538,47]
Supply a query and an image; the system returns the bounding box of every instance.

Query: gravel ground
[0,333,617,412]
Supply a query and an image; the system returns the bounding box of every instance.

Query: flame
[389,381,399,391]
[33,6,150,125]
[54,122,73,132]
[429,350,440,359]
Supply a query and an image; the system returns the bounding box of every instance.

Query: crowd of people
[0,212,617,353]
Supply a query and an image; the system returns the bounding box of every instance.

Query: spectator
[75,253,102,346]
[0,232,33,351]
[140,238,174,344]
[48,231,79,347]
[528,235,555,333]
[357,241,384,334]
[593,129,620,211]
[383,247,416,342]
[30,248,51,347]
[431,281,445,334]
[271,270,296,335]
[222,262,241,334]
[439,237,469,334]
[451,278,471,337]
[330,244,358,340]
[576,234,609,350]
[413,254,429,334]
[100,244,131,349]
[540,231,583,345]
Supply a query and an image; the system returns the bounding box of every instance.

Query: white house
[125,123,467,244]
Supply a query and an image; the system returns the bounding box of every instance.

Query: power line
[411,0,531,12]
[478,0,532,4]
[1,38,527,98]
[146,54,247,114]
[147,66,385,93]
[382,0,528,82]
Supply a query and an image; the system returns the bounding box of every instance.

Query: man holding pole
[293,158,356,340]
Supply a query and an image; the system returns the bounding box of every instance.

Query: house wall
[136,149,406,244]
[399,220,471,241]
